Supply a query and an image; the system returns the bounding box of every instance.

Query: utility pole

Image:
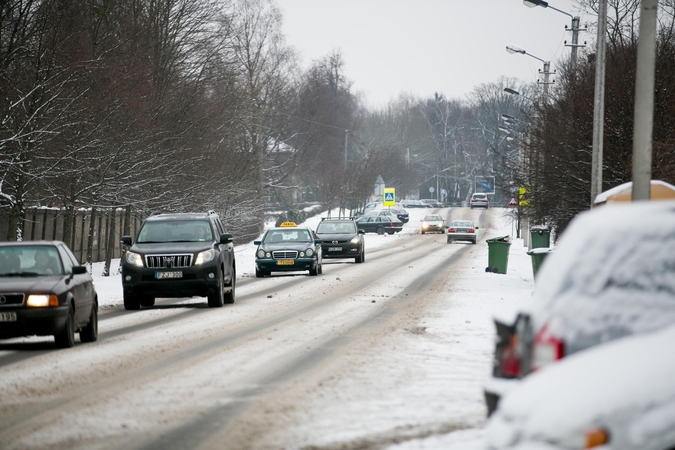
[632,0,658,201]
[344,130,349,170]
[566,16,587,69]
[590,0,607,207]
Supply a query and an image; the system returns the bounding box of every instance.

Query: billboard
[475,176,495,194]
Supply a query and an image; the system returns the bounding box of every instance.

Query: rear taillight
[531,324,564,371]
[471,199,475,202]
[500,335,521,377]
[448,228,455,233]
[468,229,475,233]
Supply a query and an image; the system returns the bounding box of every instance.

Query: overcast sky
[277,0,591,108]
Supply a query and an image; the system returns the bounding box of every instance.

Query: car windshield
[316,222,356,234]
[0,246,62,276]
[137,220,213,243]
[264,229,313,243]
[424,215,443,221]
[451,221,473,227]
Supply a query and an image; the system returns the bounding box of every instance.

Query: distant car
[254,222,322,277]
[315,218,365,263]
[470,193,489,209]
[366,207,409,223]
[121,211,235,309]
[355,214,403,235]
[0,241,98,348]
[420,199,443,208]
[420,214,445,234]
[486,322,675,450]
[446,220,477,244]
[484,201,675,416]
[400,199,426,208]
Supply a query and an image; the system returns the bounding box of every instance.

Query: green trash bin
[527,247,553,279]
[486,236,511,274]
[530,227,550,249]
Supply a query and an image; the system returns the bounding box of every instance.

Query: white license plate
[0,312,17,322]
[328,247,342,251]
[156,271,183,279]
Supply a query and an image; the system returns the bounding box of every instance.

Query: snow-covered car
[365,207,410,223]
[484,201,675,416]
[420,214,445,234]
[485,322,675,450]
[470,193,489,209]
[0,241,98,348]
[446,219,478,244]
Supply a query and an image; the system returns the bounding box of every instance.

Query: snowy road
[0,207,535,450]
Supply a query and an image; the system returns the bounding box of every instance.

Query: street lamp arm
[506,44,546,63]
[523,0,573,18]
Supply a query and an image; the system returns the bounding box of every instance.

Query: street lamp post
[522,0,586,69]
[506,45,554,99]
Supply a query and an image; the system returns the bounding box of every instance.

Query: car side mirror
[72,266,87,275]
[315,239,322,244]
[121,236,132,246]
[358,229,365,234]
[253,240,261,245]
[220,233,234,244]
[476,226,479,229]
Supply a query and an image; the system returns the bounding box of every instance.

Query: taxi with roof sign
[253,222,323,277]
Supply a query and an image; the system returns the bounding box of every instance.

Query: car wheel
[309,264,318,276]
[224,267,235,304]
[472,240,477,245]
[140,296,155,307]
[123,291,141,310]
[255,267,266,278]
[376,227,384,235]
[318,260,323,274]
[208,271,224,307]
[447,239,452,244]
[54,306,75,349]
[421,230,425,235]
[79,302,98,343]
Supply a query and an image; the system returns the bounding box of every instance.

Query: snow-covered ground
[87,206,536,448]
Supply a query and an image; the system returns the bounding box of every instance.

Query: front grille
[0,293,25,307]
[145,254,193,269]
[272,250,298,259]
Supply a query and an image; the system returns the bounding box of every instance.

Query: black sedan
[254,222,323,277]
[0,241,98,348]
[355,214,403,235]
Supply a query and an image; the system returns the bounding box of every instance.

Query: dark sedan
[254,222,322,277]
[0,241,98,348]
[355,214,403,235]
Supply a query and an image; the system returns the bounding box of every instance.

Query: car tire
[376,227,384,235]
[421,230,425,235]
[54,306,75,349]
[255,268,266,278]
[79,302,98,343]
[123,291,141,310]
[140,296,155,307]
[472,240,477,245]
[309,264,318,276]
[224,267,235,304]
[207,271,224,307]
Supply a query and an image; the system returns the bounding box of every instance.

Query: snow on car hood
[527,201,675,353]
[486,323,675,449]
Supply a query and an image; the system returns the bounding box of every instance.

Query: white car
[485,323,675,450]
[420,214,445,234]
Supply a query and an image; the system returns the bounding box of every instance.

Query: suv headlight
[305,248,314,257]
[195,249,216,265]
[350,237,360,244]
[125,251,144,267]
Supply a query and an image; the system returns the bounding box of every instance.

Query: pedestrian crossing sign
[383,188,396,206]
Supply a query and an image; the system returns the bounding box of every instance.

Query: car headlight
[257,249,266,258]
[195,249,215,265]
[350,237,360,244]
[125,251,144,267]
[306,248,315,257]
[26,294,59,307]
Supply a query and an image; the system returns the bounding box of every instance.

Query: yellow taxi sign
[279,221,297,227]
[383,188,396,206]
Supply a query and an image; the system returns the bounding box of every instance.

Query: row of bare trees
[3,0,674,244]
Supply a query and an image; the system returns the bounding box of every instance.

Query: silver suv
[470,193,489,209]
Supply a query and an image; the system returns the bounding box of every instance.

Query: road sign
[383,188,396,206]
[508,197,518,207]
[519,187,530,206]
